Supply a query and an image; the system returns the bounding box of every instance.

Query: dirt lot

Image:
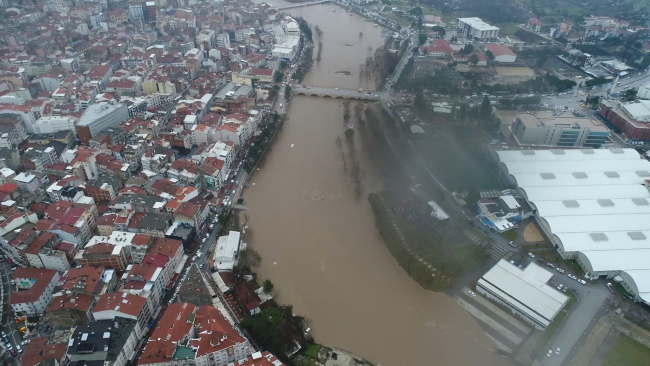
[495,66,535,76]
[495,110,518,126]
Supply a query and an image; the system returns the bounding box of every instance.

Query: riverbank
[241,4,506,364]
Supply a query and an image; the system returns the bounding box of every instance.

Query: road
[529,267,613,366]
[0,260,26,365]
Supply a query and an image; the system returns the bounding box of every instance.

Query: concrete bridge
[292,85,380,100]
[276,0,331,10]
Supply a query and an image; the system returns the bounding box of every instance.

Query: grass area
[303,344,321,358]
[369,191,488,291]
[382,12,411,26]
[501,230,518,241]
[624,315,650,334]
[602,335,650,366]
[497,23,520,36]
[531,291,576,358]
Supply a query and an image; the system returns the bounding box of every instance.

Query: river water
[244,4,508,365]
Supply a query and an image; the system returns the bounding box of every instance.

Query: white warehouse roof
[495,148,650,304]
[478,260,568,328]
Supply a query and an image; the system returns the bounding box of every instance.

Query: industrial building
[600,100,650,141]
[457,17,500,41]
[76,101,129,145]
[493,148,650,304]
[510,112,610,148]
[477,259,568,329]
[484,44,517,63]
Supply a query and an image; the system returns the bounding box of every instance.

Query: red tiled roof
[151,302,196,341]
[0,183,18,193]
[148,238,181,258]
[60,265,105,294]
[24,232,55,255]
[137,340,176,365]
[485,43,516,57]
[93,292,146,317]
[191,305,246,357]
[237,352,285,366]
[21,337,66,366]
[46,293,94,313]
[10,268,58,304]
[97,213,118,226]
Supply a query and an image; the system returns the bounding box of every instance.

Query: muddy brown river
[244,3,508,365]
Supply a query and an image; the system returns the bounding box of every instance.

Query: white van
[202,238,207,244]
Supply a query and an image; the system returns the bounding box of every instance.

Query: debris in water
[273,262,277,266]
[343,44,354,47]
[335,71,352,75]
[291,144,295,147]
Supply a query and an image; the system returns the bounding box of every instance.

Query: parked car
[556,267,565,274]
[547,263,555,268]
[9,349,16,357]
[555,347,561,355]
[527,253,535,258]
[468,290,476,297]
[201,238,207,244]
[508,241,516,248]
[577,279,586,285]
[547,350,552,357]
[568,274,577,280]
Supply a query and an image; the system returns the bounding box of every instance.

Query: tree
[418,33,427,46]
[240,308,284,353]
[461,44,474,56]
[263,279,274,293]
[345,128,354,140]
[239,248,262,269]
[410,6,423,17]
[622,89,637,102]
[414,92,427,112]
[535,56,547,68]
[342,100,351,125]
[432,26,446,38]
[485,50,494,62]
[273,71,283,83]
[280,61,288,69]
[284,85,292,99]
[268,89,278,98]
[466,187,480,206]
[469,54,479,65]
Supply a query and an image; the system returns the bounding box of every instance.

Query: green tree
[466,187,480,206]
[280,61,288,69]
[345,128,354,140]
[240,308,284,353]
[622,89,637,102]
[485,50,494,63]
[263,279,274,293]
[273,71,283,83]
[469,54,479,65]
[535,56,547,68]
[268,89,278,98]
[418,33,427,46]
[414,92,427,112]
[432,26,446,38]
[462,44,474,55]
[284,85,292,99]
[410,7,422,17]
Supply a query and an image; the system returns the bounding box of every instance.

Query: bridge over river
[292,85,380,100]
[275,0,331,10]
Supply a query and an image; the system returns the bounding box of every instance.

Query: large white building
[638,81,650,99]
[494,148,650,304]
[458,17,500,41]
[477,260,568,329]
[76,101,129,145]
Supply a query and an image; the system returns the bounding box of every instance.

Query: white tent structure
[493,148,650,304]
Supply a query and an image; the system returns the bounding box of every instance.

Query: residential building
[21,337,67,366]
[92,292,150,337]
[67,317,140,366]
[122,263,165,315]
[46,292,95,326]
[24,232,70,271]
[10,268,60,315]
[75,243,128,271]
[33,116,76,134]
[82,175,122,203]
[85,231,155,264]
[138,303,249,366]
[0,115,27,148]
